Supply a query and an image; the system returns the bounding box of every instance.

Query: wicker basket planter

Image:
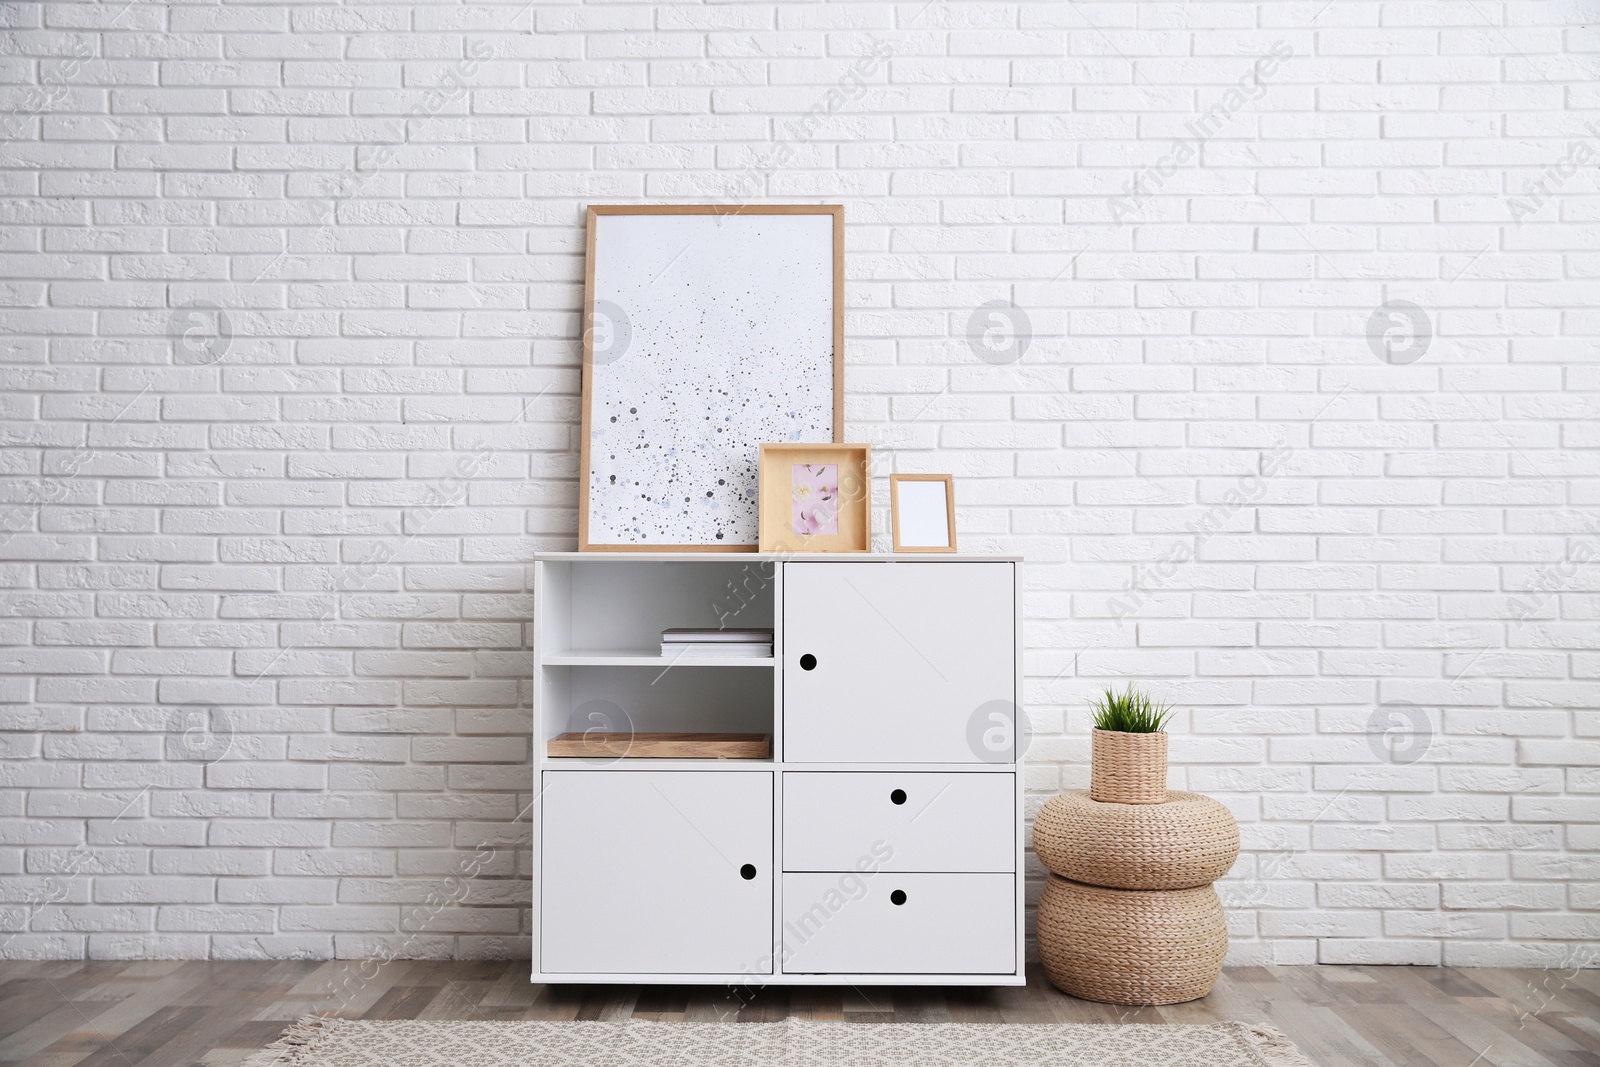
[1089,728,1168,804]
[1033,790,1239,891]
[1037,876,1227,1005]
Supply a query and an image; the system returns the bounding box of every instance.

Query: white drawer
[781,872,1015,975]
[783,772,1014,873]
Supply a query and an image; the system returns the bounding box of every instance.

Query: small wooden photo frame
[758,443,871,553]
[891,474,956,553]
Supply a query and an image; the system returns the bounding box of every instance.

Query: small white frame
[890,474,956,553]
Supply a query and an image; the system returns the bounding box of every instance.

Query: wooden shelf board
[546,732,772,760]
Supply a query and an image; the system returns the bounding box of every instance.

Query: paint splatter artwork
[586,212,836,546]
[791,463,838,536]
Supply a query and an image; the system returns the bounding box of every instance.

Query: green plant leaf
[1089,684,1174,733]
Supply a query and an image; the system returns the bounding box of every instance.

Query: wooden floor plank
[0,993,138,1064]
[781,985,844,1022]
[471,966,537,1013]
[127,1007,253,1067]
[630,985,690,1021]
[58,1005,209,1067]
[1540,1014,1600,1057]
[1227,967,1396,1067]
[0,963,1592,1067]
[1377,967,1569,1067]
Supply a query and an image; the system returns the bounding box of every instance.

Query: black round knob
[890,788,907,805]
[740,863,757,880]
[890,889,907,906]
[799,653,817,671]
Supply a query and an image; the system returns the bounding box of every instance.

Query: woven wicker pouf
[1033,791,1239,891]
[1037,876,1228,1006]
[1033,788,1239,1005]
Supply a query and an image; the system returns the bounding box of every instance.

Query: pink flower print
[791,463,839,536]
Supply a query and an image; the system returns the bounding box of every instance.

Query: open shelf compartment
[537,559,775,662]
[538,662,775,762]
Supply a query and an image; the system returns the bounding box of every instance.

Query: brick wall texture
[1,0,1597,965]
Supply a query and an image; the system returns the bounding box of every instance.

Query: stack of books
[660,627,774,658]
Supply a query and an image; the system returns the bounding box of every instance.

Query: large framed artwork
[579,204,844,552]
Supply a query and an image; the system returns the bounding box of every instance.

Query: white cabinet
[783,562,1015,764]
[540,770,772,975]
[532,554,1022,986]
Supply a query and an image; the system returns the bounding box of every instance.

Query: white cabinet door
[783,562,1015,764]
[784,772,1014,873]
[781,872,1015,974]
[540,771,772,975]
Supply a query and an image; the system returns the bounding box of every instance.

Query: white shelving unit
[531,553,1024,986]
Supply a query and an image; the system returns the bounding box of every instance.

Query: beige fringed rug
[245,1016,1316,1067]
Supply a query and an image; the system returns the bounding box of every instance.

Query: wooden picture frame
[579,204,845,552]
[758,443,871,553]
[890,474,956,553]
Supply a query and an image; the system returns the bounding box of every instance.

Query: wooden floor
[0,961,1596,1067]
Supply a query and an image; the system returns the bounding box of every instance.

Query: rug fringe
[241,1014,342,1067]
[1236,1022,1318,1067]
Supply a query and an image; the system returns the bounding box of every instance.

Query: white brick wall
[1,0,1597,967]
